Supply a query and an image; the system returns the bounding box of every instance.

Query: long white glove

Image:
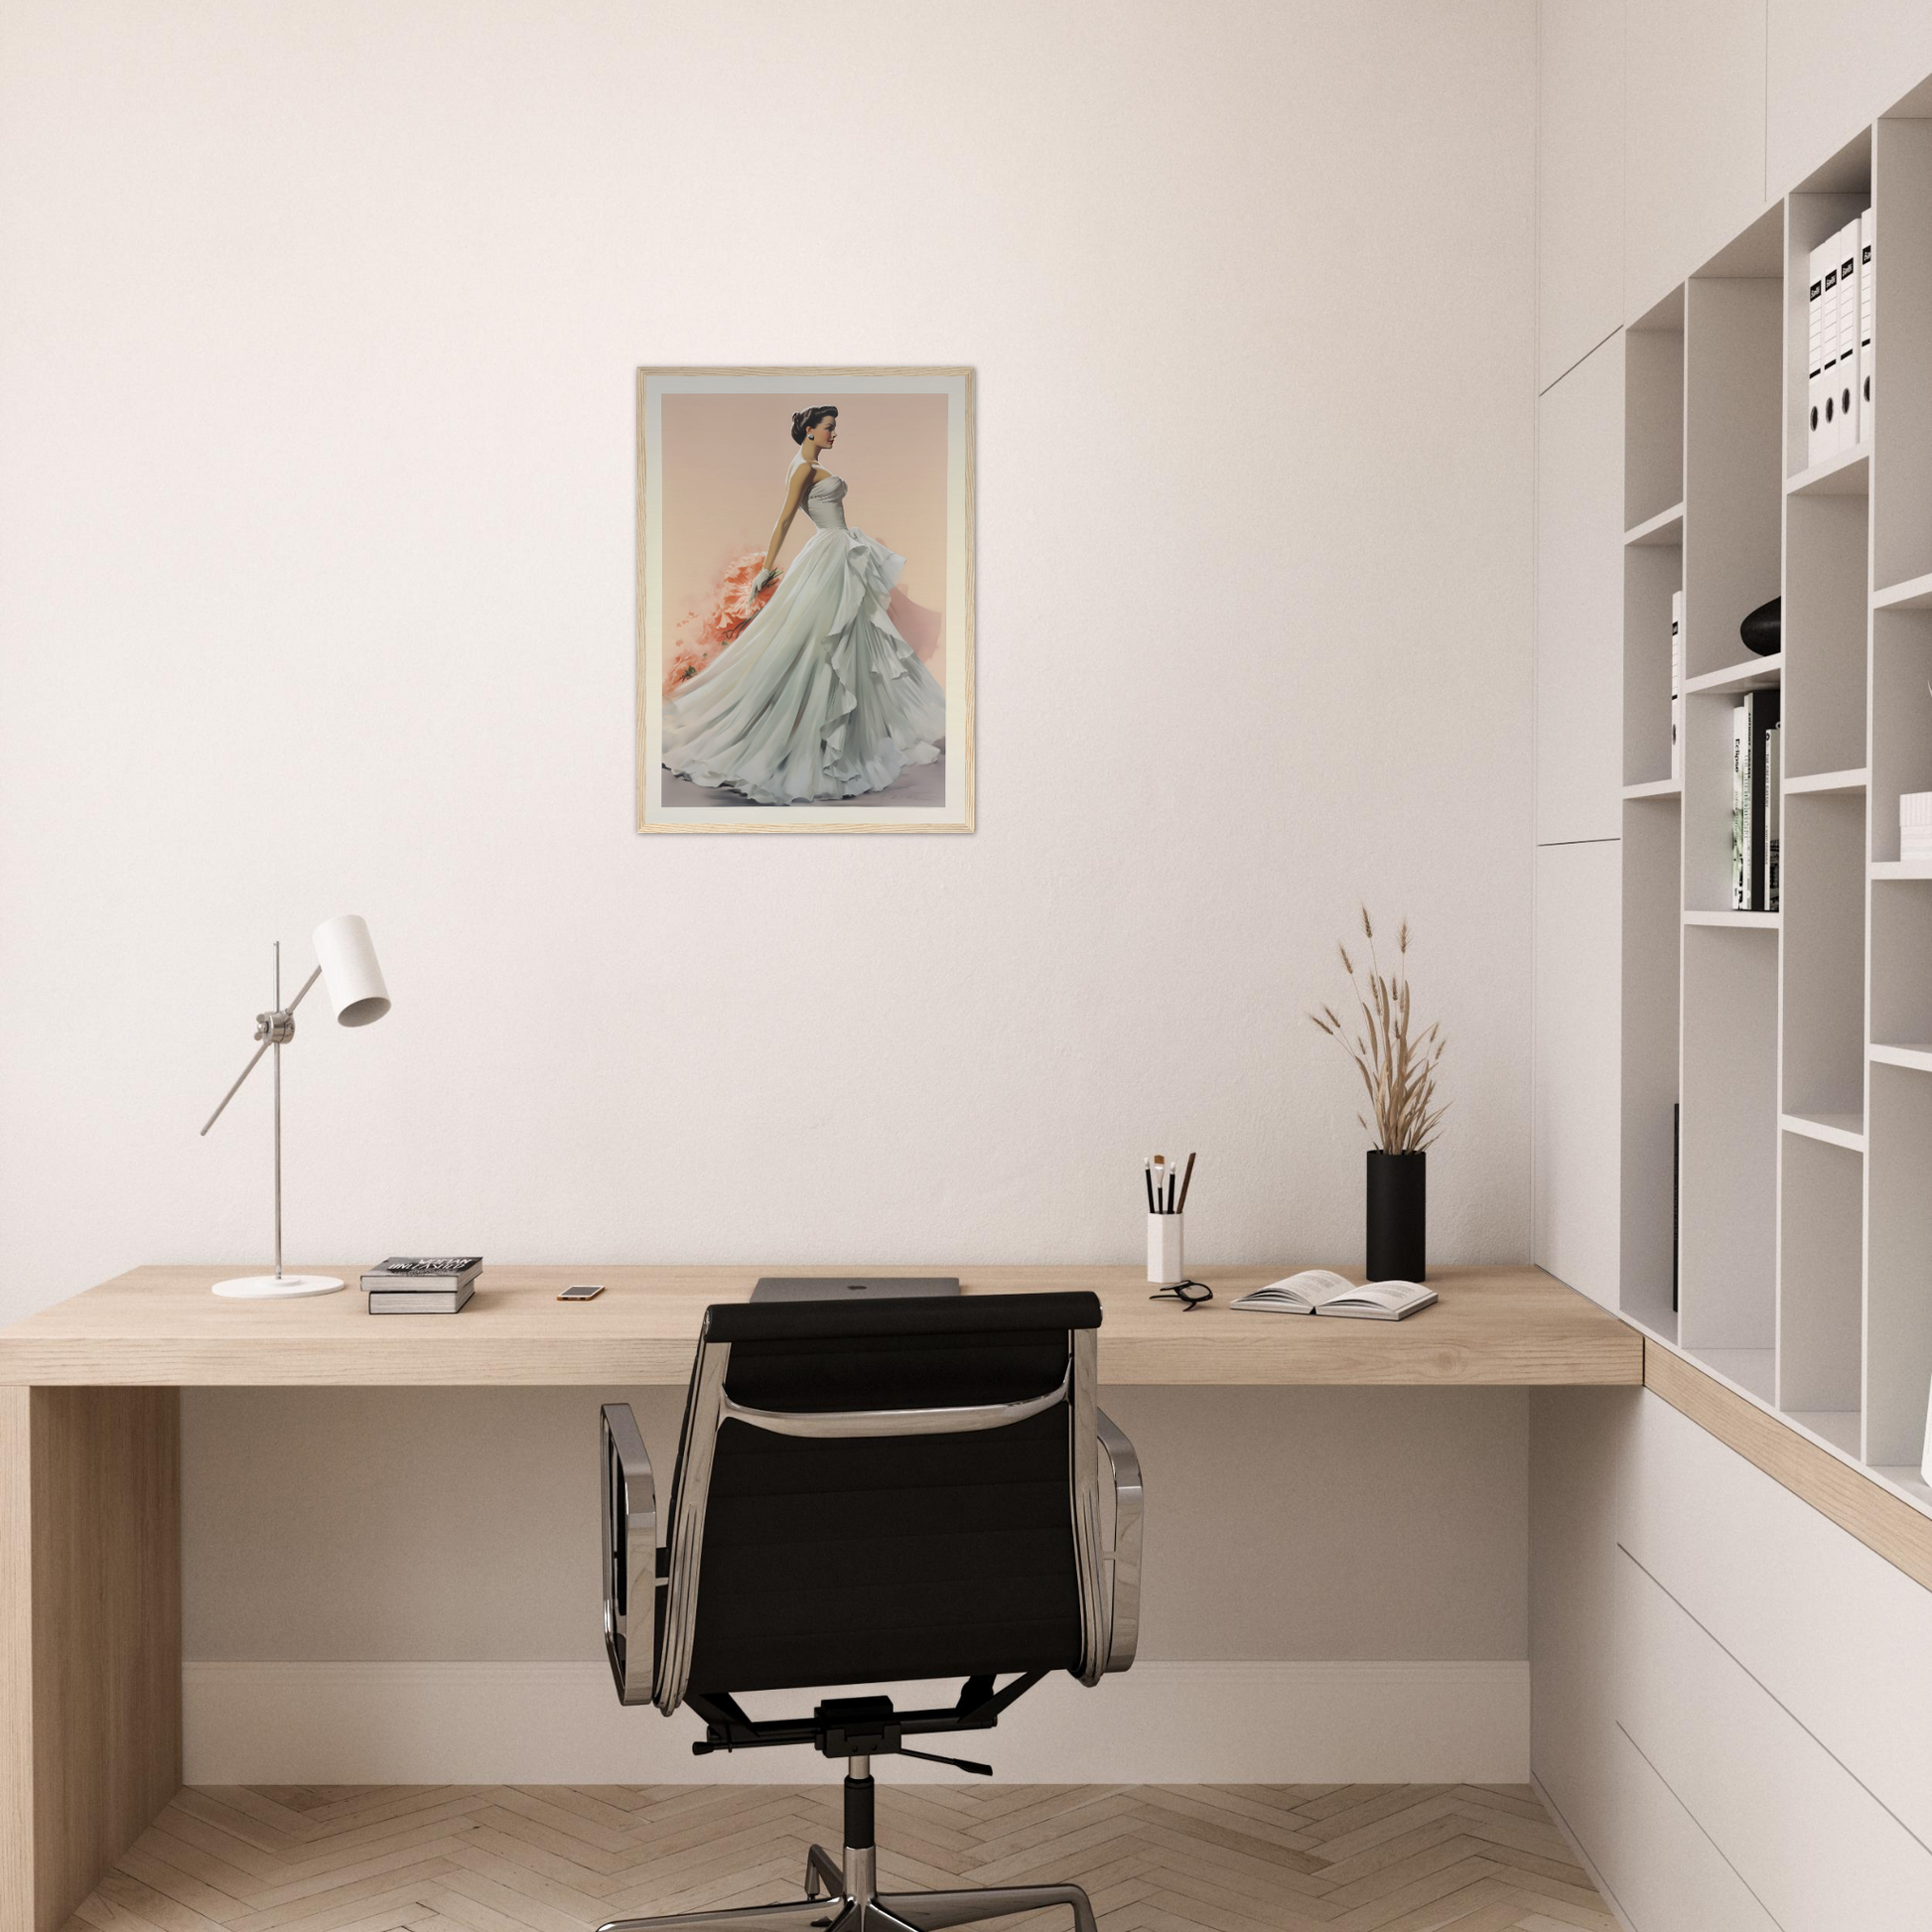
[747,567,776,605]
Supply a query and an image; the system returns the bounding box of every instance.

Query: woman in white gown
[661,405,947,804]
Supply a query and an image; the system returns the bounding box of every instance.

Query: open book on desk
[1230,1270,1437,1320]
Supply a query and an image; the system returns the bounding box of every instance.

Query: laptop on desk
[751,1276,961,1303]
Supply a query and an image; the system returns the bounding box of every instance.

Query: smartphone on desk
[558,1283,605,1301]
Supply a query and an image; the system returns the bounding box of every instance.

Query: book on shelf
[1765,720,1781,911]
[1729,692,1781,911]
[1671,1102,1680,1316]
[1837,218,1861,455]
[1861,207,1874,443]
[360,1256,483,1291]
[1748,690,1780,910]
[1730,703,1749,907]
[1670,591,1683,780]
[1817,237,1845,458]
[1229,1270,1437,1320]
[1807,240,1828,466]
[369,1282,475,1315]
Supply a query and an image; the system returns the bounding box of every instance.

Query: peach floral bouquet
[662,551,779,697]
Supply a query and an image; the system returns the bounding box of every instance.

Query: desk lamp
[200,913,391,1299]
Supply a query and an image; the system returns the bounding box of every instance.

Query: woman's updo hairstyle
[790,404,837,445]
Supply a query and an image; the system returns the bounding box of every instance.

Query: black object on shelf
[1366,1150,1426,1282]
[1672,1102,1680,1314]
[1740,595,1781,657]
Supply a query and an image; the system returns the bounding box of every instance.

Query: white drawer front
[1621,1388,1932,1847]
[1617,1548,1932,1929]
[1596,1723,1779,1932]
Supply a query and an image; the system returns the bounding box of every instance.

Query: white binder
[1808,238,1832,467]
[1670,590,1683,783]
[1822,229,1845,456]
[1860,207,1874,446]
[1835,220,1861,455]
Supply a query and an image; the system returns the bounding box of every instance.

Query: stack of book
[361,1256,483,1313]
[1807,209,1873,465]
[1730,692,1781,911]
[1902,792,1932,863]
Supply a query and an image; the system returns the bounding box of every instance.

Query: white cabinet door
[1537,336,1624,844]
[1534,840,1621,1308]
[1538,0,1624,390]
[1768,0,1932,195]
[1625,0,1769,318]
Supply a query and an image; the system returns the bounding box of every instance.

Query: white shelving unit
[1619,104,1932,1515]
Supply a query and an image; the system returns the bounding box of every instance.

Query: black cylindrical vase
[1366,1150,1426,1282]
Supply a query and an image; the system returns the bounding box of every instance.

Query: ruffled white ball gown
[662,459,947,804]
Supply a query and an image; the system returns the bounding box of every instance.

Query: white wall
[0,0,1537,1312]
[0,1,1540,1772]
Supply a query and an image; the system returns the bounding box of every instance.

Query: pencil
[1144,1163,1157,1213]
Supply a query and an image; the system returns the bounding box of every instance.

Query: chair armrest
[601,1403,657,1707]
[1095,1407,1143,1673]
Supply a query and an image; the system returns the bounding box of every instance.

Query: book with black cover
[361,1256,483,1291]
[1745,688,1781,909]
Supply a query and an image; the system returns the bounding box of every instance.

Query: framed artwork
[635,366,975,833]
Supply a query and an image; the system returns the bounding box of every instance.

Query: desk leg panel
[0,1387,182,1932]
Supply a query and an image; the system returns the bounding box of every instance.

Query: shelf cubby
[1678,925,1778,1362]
[1683,677,1780,914]
[1866,1062,1932,1466]
[1619,792,1683,1341]
[1622,538,1681,787]
[1869,607,1932,861]
[1784,494,1868,777]
[1683,249,1782,683]
[1781,791,1865,1119]
[1625,288,1684,533]
[1872,115,1932,594]
[1777,1132,1863,1426]
[1869,873,1932,1050]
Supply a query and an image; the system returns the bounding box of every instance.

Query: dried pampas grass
[1310,907,1449,1154]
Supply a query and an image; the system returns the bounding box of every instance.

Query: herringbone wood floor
[65,1784,1617,1932]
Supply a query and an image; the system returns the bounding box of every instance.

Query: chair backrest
[652,1292,1107,1714]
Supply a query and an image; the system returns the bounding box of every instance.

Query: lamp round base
[210,1274,345,1300]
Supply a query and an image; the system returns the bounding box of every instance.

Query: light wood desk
[0,1262,1636,1932]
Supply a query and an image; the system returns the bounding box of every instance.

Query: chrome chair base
[596,1844,1098,1932]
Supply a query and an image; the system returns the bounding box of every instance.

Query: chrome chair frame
[597,1318,1143,1932]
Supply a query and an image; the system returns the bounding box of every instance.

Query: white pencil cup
[1148,1213,1185,1286]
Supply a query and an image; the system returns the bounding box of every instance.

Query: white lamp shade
[312,914,390,1027]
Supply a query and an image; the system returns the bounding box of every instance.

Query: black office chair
[597,1291,1143,1932]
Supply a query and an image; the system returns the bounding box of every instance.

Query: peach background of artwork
[658,389,948,678]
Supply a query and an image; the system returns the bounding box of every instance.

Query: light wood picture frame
[635,366,975,833]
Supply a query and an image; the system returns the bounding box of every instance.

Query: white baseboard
[183,1660,1528,1786]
